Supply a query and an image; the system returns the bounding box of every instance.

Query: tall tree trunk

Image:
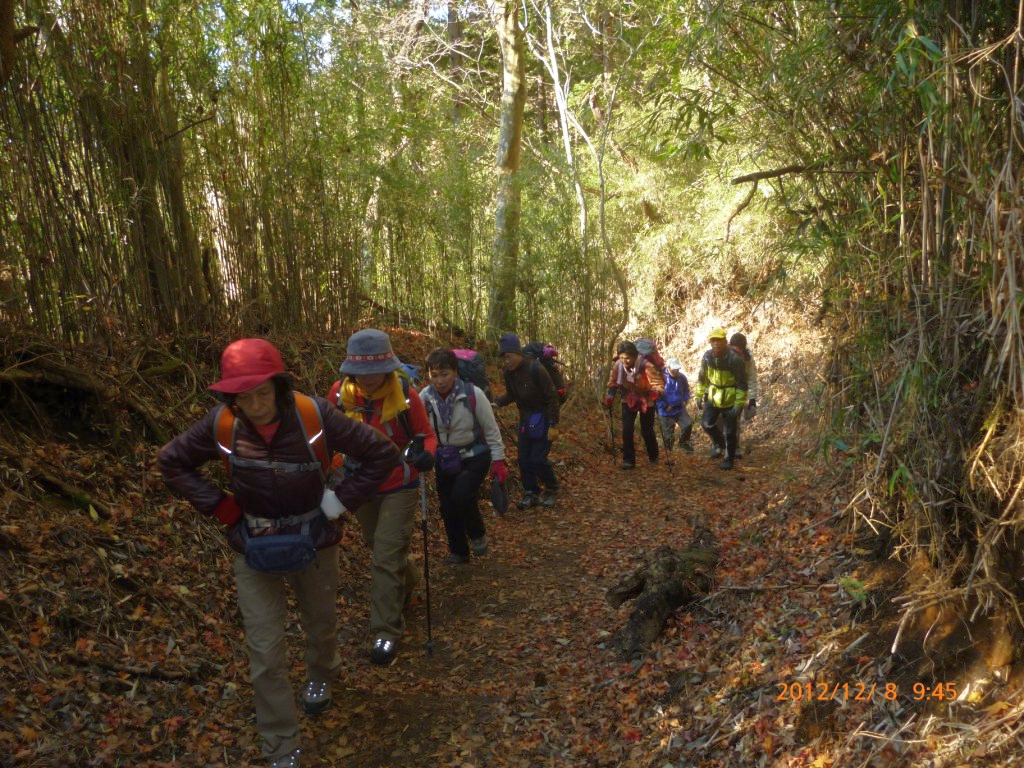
[448,2,464,123]
[155,66,211,329]
[489,0,526,339]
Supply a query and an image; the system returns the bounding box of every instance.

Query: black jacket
[496,359,560,426]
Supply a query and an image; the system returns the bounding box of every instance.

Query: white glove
[320,489,346,520]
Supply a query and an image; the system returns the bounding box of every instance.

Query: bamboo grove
[2,1,1024,616]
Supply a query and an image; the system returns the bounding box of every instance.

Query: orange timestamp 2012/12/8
[776,680,957,703]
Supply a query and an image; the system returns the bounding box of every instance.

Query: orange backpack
[214,393,330,479]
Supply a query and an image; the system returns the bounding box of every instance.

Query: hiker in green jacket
[694,327,748,470]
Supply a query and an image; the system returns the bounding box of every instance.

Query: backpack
[634,338,665,371]
[332,375,415,449]
[397,360,421,387]
[452,348,491,399]
[522,341,568,403]
[215,393,329,479]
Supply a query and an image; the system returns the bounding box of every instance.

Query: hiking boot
[443,552,469,565]
[300,681,331,715]
[620,461,635,470]
[538,490,557,507]
[682,442,694,453]
[709,445,723,459]
[370,637,397,666]
[470,536,488,556]
[719,455,735,470]
[269,749,301,768]
[517,493,539,509]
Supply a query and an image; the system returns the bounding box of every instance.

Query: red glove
[213,495,242,525]
[491,460,508,484]
[603,394,615,407]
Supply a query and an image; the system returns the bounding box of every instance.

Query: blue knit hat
[338,329,402,375]
[498,333,522,355]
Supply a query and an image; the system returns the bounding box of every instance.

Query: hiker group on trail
[156,325,755,767]
[604,329,757,471]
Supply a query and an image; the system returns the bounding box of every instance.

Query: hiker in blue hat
[493,332,562,509]
[326,329,438,666]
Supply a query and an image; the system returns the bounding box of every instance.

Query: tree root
[606,528,720,659]
[1,356,169,443]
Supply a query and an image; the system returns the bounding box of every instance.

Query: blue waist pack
[240,511,319,573]
[522,412,547,440]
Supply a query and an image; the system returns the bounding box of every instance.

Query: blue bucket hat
[338,329,402,375]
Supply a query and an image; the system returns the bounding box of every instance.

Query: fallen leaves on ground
[0,333,1016,767]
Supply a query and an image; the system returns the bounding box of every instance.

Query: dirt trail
[1,392,925,768]
[310,420,849,768]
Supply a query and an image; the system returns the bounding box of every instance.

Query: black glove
[729,404,742,417]
[695,397,704,410]
[404,435,435,472]
[409,448,435,472]
[749,399,756,408]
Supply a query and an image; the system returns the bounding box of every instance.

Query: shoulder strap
[214,404,237,475]
[464,380,482,445]
[530,358,542,390]
[395,376,413,446]
[293,393,329,479]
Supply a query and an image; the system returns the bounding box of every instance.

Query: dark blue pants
[622,404,659,464]
[435,453,490,558]
[701,402,739,457]
[517,431,558,495]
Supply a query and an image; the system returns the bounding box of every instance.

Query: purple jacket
[158,393,400,552]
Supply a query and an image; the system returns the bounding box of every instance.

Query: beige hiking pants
[354,488,419,642]
[233,546,340,761]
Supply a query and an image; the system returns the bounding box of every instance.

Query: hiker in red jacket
[327,329,437,666]
[159,339,399,768]
[605,340,665,469]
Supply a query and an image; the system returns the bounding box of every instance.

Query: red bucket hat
[209,338,288,394]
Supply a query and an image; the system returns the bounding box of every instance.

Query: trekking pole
[420,473,433,656]
[656,408,673,468]
[407,434,433,656]
[606,398,618,463]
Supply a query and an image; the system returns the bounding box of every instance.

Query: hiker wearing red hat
[159,338,400,768]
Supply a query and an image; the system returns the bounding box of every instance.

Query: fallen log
[606,528,719,659]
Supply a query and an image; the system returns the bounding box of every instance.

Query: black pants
[435,453,490,558]
[517,428,558,495]
[622,404,659,464]
[701,402,739,458]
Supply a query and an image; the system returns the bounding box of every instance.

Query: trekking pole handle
[405,433,426,462]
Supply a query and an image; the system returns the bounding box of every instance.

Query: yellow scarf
[339,372,409,426]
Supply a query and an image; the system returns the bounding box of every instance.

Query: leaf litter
[0,332,1017,767]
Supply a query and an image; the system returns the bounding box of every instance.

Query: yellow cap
[709,327,727,339]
